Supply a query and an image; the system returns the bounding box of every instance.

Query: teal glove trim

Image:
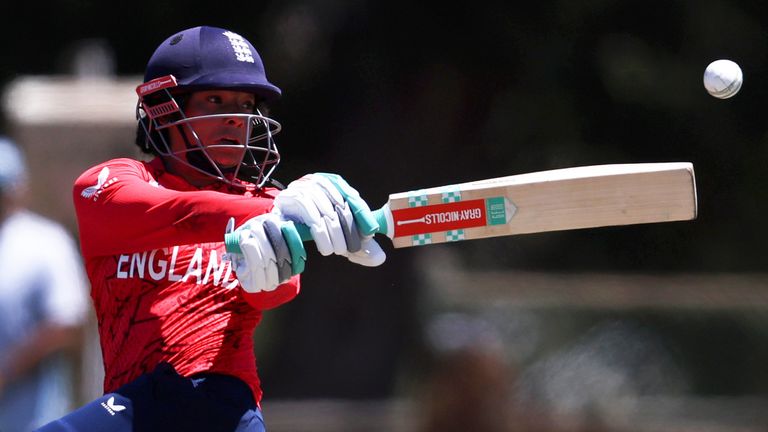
[374,208,388,237]
[296,208,385,242]
[224,222,307,276]
[224,231,242,254]
[316,173,379,236]
[281,222,307,275]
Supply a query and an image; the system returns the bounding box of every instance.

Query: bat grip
[296,207,387,241]
[224,208,388,253]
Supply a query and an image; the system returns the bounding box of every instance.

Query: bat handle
[224,207,389,253]
[296,207,388,241]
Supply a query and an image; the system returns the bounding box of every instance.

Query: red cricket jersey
[72,157,300,406]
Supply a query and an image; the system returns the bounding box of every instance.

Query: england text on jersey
[115,246,238,288]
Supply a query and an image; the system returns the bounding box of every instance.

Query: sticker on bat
[392,197,516,237]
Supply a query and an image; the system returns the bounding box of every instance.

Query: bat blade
[382,162,697,248]
[234,162,697,253]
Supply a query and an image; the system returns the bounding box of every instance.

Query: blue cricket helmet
[137,26,283,189]
[144,26,282,101]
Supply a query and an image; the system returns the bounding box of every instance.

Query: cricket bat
[304,162,697,248]
[225,162,697,252]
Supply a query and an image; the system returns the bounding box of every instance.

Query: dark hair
[135,123,156,155]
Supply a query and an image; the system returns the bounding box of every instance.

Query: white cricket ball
[703,59,743,99]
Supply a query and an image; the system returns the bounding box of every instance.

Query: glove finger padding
[335,204,361,253]
[313,173,379,237]
[227,214,306,293]
[237,221,279,292]
[262,218,293,282]
[274,172,386,267]
[274,174,357,256]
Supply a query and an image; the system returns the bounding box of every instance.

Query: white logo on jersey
[81,167,118,201]
[222,31,254,63]
[100,396,127,416]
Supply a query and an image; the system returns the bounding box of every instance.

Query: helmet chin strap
[235,162,264,184]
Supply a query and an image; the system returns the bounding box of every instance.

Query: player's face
[174,90,257,167]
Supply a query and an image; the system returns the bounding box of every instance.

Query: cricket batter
[37,25,384,432]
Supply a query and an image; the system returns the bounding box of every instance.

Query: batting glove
[273,173,386,267]
[224,213,306,293]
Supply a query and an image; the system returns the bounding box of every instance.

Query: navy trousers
[35,363,265,432]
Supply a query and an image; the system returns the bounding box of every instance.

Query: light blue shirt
[0,211,88,431]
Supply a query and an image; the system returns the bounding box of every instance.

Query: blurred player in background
[0,137,89,431]
[36,26,384,432]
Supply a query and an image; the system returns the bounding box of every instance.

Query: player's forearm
[75,181,273,257]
